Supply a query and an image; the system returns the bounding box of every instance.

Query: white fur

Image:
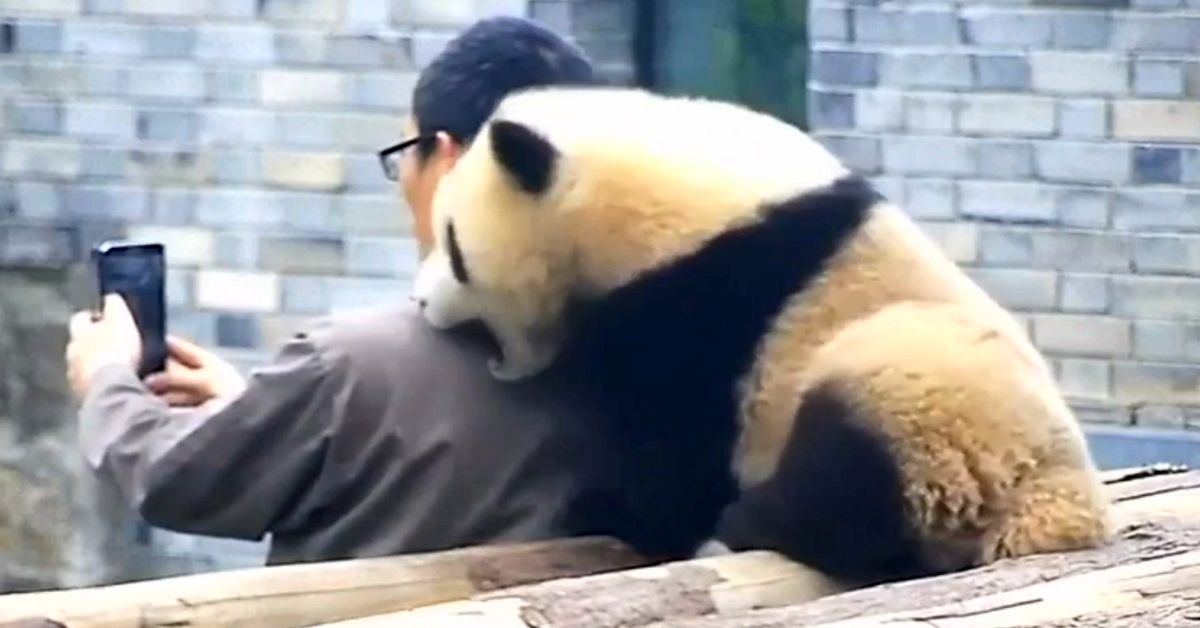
[411,251,480,329]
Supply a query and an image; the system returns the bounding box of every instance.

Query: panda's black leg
[714,380,940,586]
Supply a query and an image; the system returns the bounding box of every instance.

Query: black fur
[490,120,558,195]
[557,175,881,561]
[446,221,470,284]
[714,381,939,585]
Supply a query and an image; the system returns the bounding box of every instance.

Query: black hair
[411,16,596,161]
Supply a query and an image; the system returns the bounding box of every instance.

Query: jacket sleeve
[77,329,344,541]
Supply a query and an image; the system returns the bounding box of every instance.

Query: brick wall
[808,0,1200,431]
[0,0,631,590]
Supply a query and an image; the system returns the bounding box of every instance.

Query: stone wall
[807,0,1200,430]
[0,0,632,592]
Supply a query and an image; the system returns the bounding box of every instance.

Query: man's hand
[144,336,247,407]
[67,294,142,400]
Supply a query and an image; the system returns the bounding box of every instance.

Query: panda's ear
[489,120,558,196]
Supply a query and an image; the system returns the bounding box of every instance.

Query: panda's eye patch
[446,221,470,285]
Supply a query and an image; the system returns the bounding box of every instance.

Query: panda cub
[412,86,1114,594]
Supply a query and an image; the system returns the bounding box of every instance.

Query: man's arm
[73,307,344,541]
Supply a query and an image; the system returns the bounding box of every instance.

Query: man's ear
[489,120,558,195]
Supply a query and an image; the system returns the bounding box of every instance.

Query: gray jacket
[78,303,616,565]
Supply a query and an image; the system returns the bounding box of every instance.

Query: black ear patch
[490,120,558,195]
[446,221,470,285]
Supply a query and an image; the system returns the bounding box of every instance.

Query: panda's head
[412,86,848,381]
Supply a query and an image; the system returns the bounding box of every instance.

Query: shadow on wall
[0,264,264,594]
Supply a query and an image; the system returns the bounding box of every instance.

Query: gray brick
[273,192,338,233]
[853,6,894,44]
[854,90,904,132]
[145,25,195,59]
[63,21,144,57]
[65,102,134,140]
[13,181,61,220]
[1184,148,1200,185]
[960,181,1055,223]
[212,148,260,185]
[811,7,849,42]
[128,147,212,185]
[79,145,128,180]
[14,20,61,53]
[1113,15,1200,52]
[0,226,74,267]
[214,232,257,268]
[329,277,411,313]
[1134,146,1183,184]
[207,70,258,103]
[258,0,342,22]
[1114,362,1200,405]
[80,64,126,96]
[168,310,216,346]
[344,153,390,192]
[213,0,256,17]
[275,30,328,65]
[165,270,192,309]
[1061,273,1109,313]
[1134,60,1186,96]
[1057,188,1110,229]
[1051,12,1111,49]
[281,275,330,314]
[1057,359,1111,401]
[959,94,1055,137]
[129,66,205,102]
[215,314,260,349]
[340,194,409,235]
[810,91,854,129]
[25,62,82,95]
[3,140,80,179]
[1133,405,1186,430]
[812,51,878,87]
[920,222,978,263]
[137,109,198,142]
[1032,232,1131,272]
[979,226,1033,266]
[411,31,454,68]
[883,136,976,177]
[203,109,275,145]
[9,100,61,134]
[880,53,972,89]
[151,188,196,224]
[196,24,273,63]
[977,141,1034,180]
[904,178,956,220]
[819,135,880,174]
[1113,100,1200,142]
[196,190,285,228]
[62,185,148,221]
[353,72,417,110]
[1058,100,1107,139]
[1070,400,1130,427]
[962,8,1052,47]
[1134,321,1186,361]
[974,55,1031,91]
[1112,275,1200,318]
[327,36,401,68]
[967,268,1057,310]
[1134,235,1200,274]
[1112,189,1200,231]
[901,10,960,45]
[1036,142,1131,185]
[904,93,956,133]
[1036,314,1130,357]
[346,236,417,277]
[1030,52,1128,95]
[870,176,906,207]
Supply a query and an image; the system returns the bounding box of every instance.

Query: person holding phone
[64,16,621,565]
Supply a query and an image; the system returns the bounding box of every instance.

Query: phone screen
[93,242,168,377]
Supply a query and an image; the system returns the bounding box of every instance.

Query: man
[65,16,616,565]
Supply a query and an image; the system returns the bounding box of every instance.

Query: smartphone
[92,241,168,378]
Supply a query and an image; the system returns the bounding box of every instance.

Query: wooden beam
[324,470,1200,628]
[0,536,647,628]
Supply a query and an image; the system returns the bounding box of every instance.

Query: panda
[411,85,1114,595]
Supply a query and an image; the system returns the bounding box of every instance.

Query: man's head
[379,16,596,258]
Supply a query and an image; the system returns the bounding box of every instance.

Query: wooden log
[0,536,647,628]
[800,549,1200,628]
[324,470,1200,628]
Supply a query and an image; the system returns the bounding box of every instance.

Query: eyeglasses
[377,135,429,181]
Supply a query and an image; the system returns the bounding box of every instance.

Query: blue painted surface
[1085,426,1200,470]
